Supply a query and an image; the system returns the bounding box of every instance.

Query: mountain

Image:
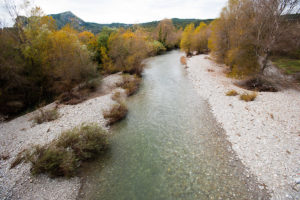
[49,11,214,34]
[49,11,131,33]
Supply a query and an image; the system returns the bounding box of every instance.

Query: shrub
[118,74,141,96]
[81,78,101,92]
[33,108,59,124]
[55,124,108,161]
[29,145,76,177]
[226,90,238,96]
[237,76,278,92]
[111,91,121,102]
[240,92,257,102]
[103,102,128,125]
[11,124,108,177]
[180,56,187,66]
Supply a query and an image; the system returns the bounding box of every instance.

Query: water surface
[79,50,269,200]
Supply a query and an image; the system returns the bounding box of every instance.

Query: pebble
[186,54,300,200]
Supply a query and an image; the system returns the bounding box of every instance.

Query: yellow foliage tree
[192,22,209,54]
[106,29,151,75]
[180,23,195,55]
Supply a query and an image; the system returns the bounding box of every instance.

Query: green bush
[33,108,59,124]
[29,145,76,177]
[11,124,108,177]
[56,124,108,161]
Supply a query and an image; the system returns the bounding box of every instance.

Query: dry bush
[80,78,101,92]
[207,69,215,72]
[180,56,187,66]
[57,91,86,105]
[11,124,108,177]
[33,108,59,124]
[117,74,141,96]
[240,92,257,102]
[237,76,278,92]
[111,91,121,102]
[103,102,128,125]
[226,90,239,96]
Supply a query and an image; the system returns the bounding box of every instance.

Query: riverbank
[0,73,127,200]
[186,54,300,199]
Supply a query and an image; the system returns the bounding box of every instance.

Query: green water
[79,51,269,200]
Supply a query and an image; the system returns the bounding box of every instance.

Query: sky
[0,0,227,25]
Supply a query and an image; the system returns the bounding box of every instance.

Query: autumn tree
[208,0,300,76]
[78,31,97,52]
[106,29,151,75]
[0,3,97,115]
[180,23,195,56]
[94,27,116,65]
[191,22,209,54]
[155,19,180,49]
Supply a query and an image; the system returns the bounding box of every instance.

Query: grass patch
[33,108,59,124]
[272,57,300,75]
[103,102,128,125]
[240,92,257,102]
[118,74,141,96]
[10,124,108,177]
[226,90,238,96]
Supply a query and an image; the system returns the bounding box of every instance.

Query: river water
[79,50,269,200]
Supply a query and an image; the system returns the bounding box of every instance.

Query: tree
[208,0,300,76]
[155,19,180,49]
[0,3,97,115]
[106,29,150,75]
[192,22,209,54]
[250,0,300,72]
[180,23,195,56]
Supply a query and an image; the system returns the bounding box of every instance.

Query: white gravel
[0,73,126,200]
[186,55,300,200]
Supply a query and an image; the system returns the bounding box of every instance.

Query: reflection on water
[79,51,269,200]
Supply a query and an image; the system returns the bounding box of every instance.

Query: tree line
[1,0,299,117]
[0,3,181,116]
[180,0,299,78]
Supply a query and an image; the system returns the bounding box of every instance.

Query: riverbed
[79,50,269,200]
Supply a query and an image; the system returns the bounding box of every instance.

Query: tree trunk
[260,50,270,74]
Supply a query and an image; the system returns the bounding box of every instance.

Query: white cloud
[1,0,227,25]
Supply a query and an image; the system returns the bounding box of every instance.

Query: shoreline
[0,74,126,200]
[186,54,300,199]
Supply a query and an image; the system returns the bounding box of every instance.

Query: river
[79,50,269,200]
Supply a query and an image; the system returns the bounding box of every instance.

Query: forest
[0,0,299,118]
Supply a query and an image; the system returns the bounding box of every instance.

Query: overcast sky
[1,0,227,25]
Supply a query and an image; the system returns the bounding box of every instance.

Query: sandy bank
[186,55,300,200]
[0,73,126,200]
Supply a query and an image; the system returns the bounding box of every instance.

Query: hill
[49,11,214,33]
